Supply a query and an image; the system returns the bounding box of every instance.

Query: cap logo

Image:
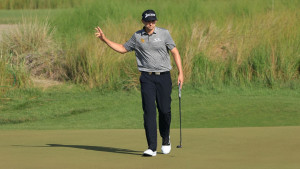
[145,13,156,18]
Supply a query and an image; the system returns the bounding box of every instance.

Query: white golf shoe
[161,137,171,154]
[143,149,157,156]
[161,144,171,154]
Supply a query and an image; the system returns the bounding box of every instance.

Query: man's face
[142,20,157,30]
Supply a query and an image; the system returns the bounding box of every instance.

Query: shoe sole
[143,153,157,157]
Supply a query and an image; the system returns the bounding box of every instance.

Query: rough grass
[181,11,300,87]
[0,0,299,90]
[0,0,85,9]
[0,86,299,129]
[0,18,67,88]
[51,0,300,89]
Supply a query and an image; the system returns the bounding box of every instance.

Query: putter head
[176,145,182,148]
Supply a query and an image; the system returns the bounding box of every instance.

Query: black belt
[141,71,169,75]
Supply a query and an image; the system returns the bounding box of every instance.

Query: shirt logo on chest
[141,38,145,43]
[153,38,162,42]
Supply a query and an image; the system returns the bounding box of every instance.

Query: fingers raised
[95,27,100,33]
[95,26,103,34]
[95,26,105,40]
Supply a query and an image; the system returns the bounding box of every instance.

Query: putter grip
[178,83,181,98]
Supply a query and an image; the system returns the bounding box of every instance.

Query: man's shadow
[13,144,143,156]
[46,144,142,156]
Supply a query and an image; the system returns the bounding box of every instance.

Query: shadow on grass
[47,144,143,156]
[13,144,143,156]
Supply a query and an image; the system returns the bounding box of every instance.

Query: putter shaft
[177,83,182,148]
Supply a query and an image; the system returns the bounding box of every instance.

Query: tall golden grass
[178,11,299,87]
[65,10,298,89]
[0,0,84,9]
[0,18,67,88]
[1,0,299,90]
[63,18,141,90]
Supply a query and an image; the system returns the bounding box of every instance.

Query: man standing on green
[95,9,184,156]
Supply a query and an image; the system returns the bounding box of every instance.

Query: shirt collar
[142,26,157,35]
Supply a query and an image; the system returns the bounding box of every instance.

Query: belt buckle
[147,72,161,75]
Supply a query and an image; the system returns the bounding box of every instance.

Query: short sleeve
[123,34,136,52]
[165,30,176,50]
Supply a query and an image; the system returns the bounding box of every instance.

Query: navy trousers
[140,71,172,151]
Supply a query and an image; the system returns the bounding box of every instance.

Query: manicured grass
[1,127,300,169]
[1,86,299,129]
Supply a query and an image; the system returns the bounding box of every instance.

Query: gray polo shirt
[123,27,176,72]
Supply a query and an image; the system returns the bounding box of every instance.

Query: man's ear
[141,20,145,24]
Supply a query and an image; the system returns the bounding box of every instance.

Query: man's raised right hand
[95,26,106,41]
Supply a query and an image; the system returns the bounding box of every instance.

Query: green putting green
[1,127,299,169]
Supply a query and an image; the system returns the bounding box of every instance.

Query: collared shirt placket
[143,30,156,43]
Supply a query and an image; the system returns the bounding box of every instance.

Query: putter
[177,82,182,148]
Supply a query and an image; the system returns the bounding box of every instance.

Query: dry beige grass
[31,77,63,90]
[0,24,17,41]
[1,20,67,81]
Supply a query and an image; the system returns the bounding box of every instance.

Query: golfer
[95,9,184,156]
